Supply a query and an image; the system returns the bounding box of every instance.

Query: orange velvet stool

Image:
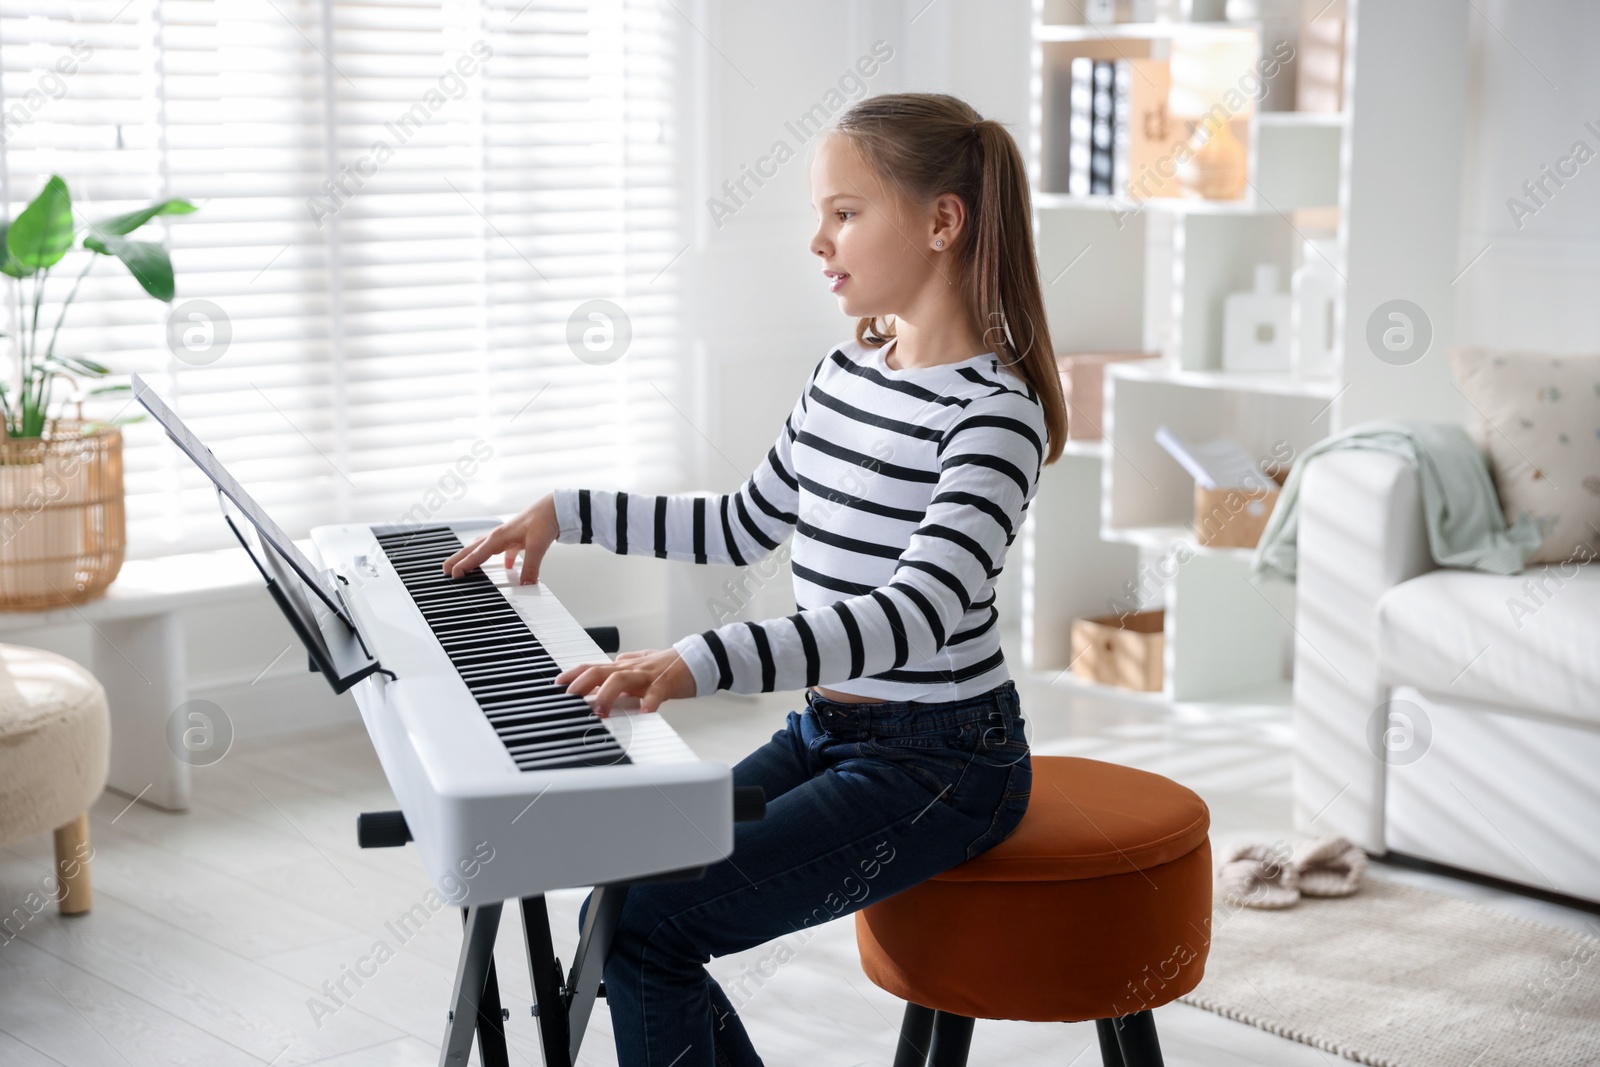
[855,756,1212,1067]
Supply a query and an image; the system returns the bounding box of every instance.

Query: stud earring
[934,238,945,249]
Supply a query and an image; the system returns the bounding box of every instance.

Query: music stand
[131,373,389,694]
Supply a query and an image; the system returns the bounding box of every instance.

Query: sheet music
[131,372,351,628]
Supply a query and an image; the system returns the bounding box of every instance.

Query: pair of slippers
[1215,835,1367,909]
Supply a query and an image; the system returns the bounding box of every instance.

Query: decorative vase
[1178,114,1247,201]
[1223,264,1292,373]
[0,419,125,609]
[1290,238,1343,379]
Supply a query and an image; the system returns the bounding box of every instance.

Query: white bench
[0,544,291,812]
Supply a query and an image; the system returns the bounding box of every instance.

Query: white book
[1154,425,1264,490]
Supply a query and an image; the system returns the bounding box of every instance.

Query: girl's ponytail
[833,94,1068,465]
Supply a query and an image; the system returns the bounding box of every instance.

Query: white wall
[666,0,1037,649]
[1454,0,1600,353]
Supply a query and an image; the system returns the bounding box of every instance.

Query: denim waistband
[804,679,1020,737]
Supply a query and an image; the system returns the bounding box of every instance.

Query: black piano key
[475,687,588,707]
[373,526,632,770]
[433,627,537,645]
[495,722,605,746]
[455,665,560,686]
[403,588,512,606]
[477,696,595,717]
[504,735,625,760]
[469,680,570,700]
[446,646,554,668]
[420,601,521,617]
[516,750,630,771]
[484,709,597,730]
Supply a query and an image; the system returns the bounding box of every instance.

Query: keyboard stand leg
[520,895,572,1067]
[466,909,511,1067]
[520,884,632,1067]
[439,901,504,1067]
[564,882,630,1064]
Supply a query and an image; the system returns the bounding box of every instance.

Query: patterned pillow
[1447,347,1600,565]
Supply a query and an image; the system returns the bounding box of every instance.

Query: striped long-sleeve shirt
[552,335,1048,702]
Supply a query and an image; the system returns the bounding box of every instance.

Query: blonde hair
[829,92,1067,464]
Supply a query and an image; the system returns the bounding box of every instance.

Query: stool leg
[1112,1010,1164,1067]
[927,1012,975,1067]
[53,813,92,916]
[893,1002,935,1067]
[896,1004,934,1067]
[1094,1018,1126,1067]
[889,1004,934,1067]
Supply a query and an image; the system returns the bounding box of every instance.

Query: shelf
[1029,670,1292,714]
[1035,21,1259,44]
[1196,681,1292,713]
[1256,110,1348,128]
[1106,361,1342,399]
[1099,375,1328,541]
[1061,438,1108,459]
[1098,524,1258,560]
[1037,669,1174,706]
[1022,0,1385,712]
[1033,192,1269,215]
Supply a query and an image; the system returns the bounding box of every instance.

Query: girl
[441,92,1067,1067]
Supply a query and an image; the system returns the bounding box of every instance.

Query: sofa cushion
[1375,564,1600,725]
[1447,346,1600,564]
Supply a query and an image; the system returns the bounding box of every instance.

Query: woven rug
[1177,874,1600,1066]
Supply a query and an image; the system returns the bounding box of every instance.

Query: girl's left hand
[555,648,697,716]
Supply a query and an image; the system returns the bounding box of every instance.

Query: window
[0,0,682,558]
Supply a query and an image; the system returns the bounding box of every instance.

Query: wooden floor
[3,628,1595,1067]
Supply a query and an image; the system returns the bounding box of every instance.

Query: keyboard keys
[372,525,630,771]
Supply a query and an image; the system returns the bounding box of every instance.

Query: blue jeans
[578,679,1032,1067]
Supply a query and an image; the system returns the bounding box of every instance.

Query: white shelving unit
[1019,0,1469,708]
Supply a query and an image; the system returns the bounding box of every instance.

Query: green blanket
[1251,419,1543,582]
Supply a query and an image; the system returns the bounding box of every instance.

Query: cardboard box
[1071,609,1164,692]
[1191,468,1289,549]
[1055,352,1160,440]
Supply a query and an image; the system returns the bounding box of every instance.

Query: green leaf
[83,233,175,301]
[44,354,113,377]
[0,224,35,278]
[85,382,132,396]
[89,198,197,237]
[7,175,74,270]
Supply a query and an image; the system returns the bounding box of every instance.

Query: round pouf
[855,756,1211,1064]
[0,643,110,916]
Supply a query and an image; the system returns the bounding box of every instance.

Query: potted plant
[0,175,196,608]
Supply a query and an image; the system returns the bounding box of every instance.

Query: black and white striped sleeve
[551,361,816,566]
[668,388,1047,696]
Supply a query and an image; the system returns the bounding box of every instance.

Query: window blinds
[0,0,681,558]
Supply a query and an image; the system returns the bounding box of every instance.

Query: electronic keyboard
[131,373,761,1067]
[309,518,761,1067]
[308,518,735,906]
[308,518,765,1067]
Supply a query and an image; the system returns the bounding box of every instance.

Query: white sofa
[1291,448,1600,906]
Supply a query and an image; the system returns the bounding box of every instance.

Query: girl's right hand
[440,492,560,586]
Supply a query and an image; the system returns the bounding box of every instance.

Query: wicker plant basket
[0,418,125,610]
